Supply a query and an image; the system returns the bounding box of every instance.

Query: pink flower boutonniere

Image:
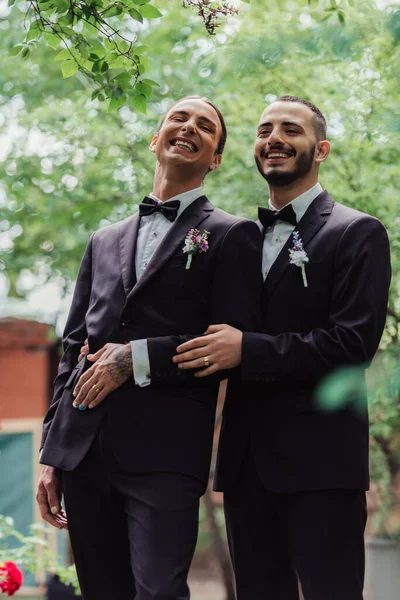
[183,229,210,269]
[288,231,309,287]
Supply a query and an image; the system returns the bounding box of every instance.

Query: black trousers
[62,431,204,600]
[223,447,367,600]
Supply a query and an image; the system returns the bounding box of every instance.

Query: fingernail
[73,401,79,408]
[51,506,58,514]
[79,404,85,411]
[88,403,94,409]
[73,391,76,397]
[87,354,93,359]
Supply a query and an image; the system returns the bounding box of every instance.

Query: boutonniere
[288,231,309,287]
[183,229,210,269]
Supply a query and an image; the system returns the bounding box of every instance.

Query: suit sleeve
[40,234,94,449]
[241,217,391,385]
[146,219,263,386]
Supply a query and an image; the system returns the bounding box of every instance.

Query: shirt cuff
[131,340,151,387]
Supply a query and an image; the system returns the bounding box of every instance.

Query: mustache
[260,146,295,159]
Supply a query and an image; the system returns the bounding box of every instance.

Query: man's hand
[172,324,243,377]
[36,465,68,530]
[73,343,133,410]
[78,338,89,362]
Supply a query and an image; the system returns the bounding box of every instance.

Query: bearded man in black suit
[174,96,391,600]
[36,96,262,600]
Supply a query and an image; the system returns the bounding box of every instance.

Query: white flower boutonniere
[182,229,210,269]
[288,231,309,287]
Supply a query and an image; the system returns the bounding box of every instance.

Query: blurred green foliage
[0,514,80,593]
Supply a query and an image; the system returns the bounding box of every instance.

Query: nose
[267,127,284,147]
[181,119,196,135]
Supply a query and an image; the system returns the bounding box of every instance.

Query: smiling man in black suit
[36,96,262,600]
[174,96,391,600]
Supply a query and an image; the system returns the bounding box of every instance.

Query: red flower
[0,562,23,596]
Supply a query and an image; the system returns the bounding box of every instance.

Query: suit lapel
[264,191,335,298]
[126,196,214,302]
[119,212,140,296]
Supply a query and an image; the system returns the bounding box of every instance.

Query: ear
[315,140,330,164]
[208,153,222,172]
[149,134,158,153]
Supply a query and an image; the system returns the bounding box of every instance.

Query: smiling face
[254,101,329,189]
[150,98,223,178]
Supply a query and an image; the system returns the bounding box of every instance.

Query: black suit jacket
[215,191,391,493]
[40,196,263,482]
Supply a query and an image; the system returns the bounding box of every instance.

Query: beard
[255,144,316,187]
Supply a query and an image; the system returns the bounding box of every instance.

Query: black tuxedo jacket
[215,191,391,493]
[40,196,263,482]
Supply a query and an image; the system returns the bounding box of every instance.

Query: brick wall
[0,319,57,420]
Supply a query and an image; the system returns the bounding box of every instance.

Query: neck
[152,163,203,202]
[269,175,319,210]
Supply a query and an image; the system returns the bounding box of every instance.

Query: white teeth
[172,140,196,153]
[267,152,290,159]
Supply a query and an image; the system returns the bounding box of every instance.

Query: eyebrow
[169,110,217,129]
[258,120,304,131]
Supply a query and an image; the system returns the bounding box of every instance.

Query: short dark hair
[157,95,227,155]
[273,95,327,141]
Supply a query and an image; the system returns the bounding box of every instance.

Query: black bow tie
[139,197,181,223]
[258,204,297,229]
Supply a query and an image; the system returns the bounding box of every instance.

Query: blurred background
[0,0,399,597]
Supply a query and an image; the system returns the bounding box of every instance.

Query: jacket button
[121,320,130,327]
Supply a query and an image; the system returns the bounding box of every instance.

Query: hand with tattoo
[73,343,133,411]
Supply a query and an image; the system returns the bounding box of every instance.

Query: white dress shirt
[131,187,203,387]
[262,182,323,280]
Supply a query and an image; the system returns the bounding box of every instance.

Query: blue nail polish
[79,404,85,411]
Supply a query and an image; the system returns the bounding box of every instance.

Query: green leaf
[139,55,150,72]
[134,0,151,4]
[116,40,130,54]
[338,10,345,26]
[139,4,162,19]
[129,7,143,22]
[38,1,55,10]
[113,72,131,84]
[132,44,150,55]
[241,0,251,3]
[44,33,61,50]
[84,21,99,35]
[140,78,159,87]
[108,93,128,111]
[136,81,152,98]
[102,4,123,17]
[21,47,30,59]
[108,55,125,68]
[61,59,79,78]
[131,93,147,114]
[89,41,106,59]
[8,45,24,57]
[26,19,43,41]
[55,48,73,61]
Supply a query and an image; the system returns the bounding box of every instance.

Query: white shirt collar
[269,182,323,222]
[148,187,203,218]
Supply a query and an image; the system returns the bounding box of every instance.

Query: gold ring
[203,356,210,368]
[92,385,101,394]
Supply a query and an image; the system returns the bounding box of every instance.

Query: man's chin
[263,169,299,187]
